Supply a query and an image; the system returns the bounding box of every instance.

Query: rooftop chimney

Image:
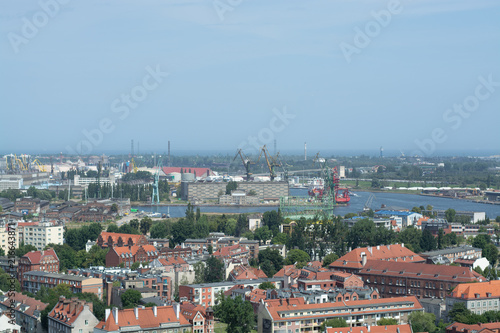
[134,307,139,319]
[368,326,371,332]
[105,309,110,321]
[113,307,118,325]
[153,306,157,317]
[174,303,180,320]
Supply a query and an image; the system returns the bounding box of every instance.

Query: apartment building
[329,244,425,274]
[326,325,413,333]
[179,278,283,307]
[258,296,423,333]
[0,293,48,333]
[358,260,484,299]
[23,271,103,299]
[446,280,500,316]
[22,221,63,250]
[18,249,59,285]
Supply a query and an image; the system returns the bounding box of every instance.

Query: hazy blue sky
[1,0,499,156]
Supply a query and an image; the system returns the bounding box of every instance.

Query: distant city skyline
[1,0,499,155]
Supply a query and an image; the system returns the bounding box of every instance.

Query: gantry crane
[312,153,336,205]
[258,145,281,181]
[233,149,255,181]
[32,159,46,172]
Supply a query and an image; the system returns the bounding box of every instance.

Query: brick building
[329,244,425,273]
[23,271,103,299]
[358,260,484,299]
[105,245,159,267]
[180,302,214,333]
[97,232,148,248]
[48,296,99,333]
[18,249,59,285]
[258,296,423,333]
[446,322,500,333]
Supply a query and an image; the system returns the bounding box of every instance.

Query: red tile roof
[97,306,190,331]
[330,244,425,270]
[327,325,413,333]
[99,232,146,245]
[360,260,484,283]
[22,248,59,265]
[450,280,500,299]
[49,297,92,326]
[213,244,249,258]
[446,322,500,333]
[247,288,267,303]
[0,293,48,319]
[265,296,422,322]
[230,265,268,280]
[158,256,188,266]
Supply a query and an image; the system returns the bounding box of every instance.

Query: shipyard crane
[312,153,336,205]
[257,145,281,181]
[364,193,375,211]
[130,158,138,173]
[233,149,255,181]
[151,160,161,205]
[32,159,46,172]
[277,154,291,182]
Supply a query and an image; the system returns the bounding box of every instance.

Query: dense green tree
[121,289,142,308]
[107,224,119,232]
[0,268,20,292]
[15,243,37,257]
[420,229,437,252]
[285,249,310,266]
[235,214,248,237]
[262,210,283,235]
[258,248,283,277]
[322,253,339,267]
[204,256,225,283]
[378,318,398,325]
[254,226,273,245]
[320,318,348,331]
[445,208,456,222]
[214,293,254,333]
[129,219,140,231]
[258,282,276,290]
[409,311,436,333]
[139,217,153,235]
[225,181,238,195]
[347,218,375,248]
[150,221,168,238]
[272,233,289,245]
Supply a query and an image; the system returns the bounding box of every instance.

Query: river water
[133,188,500,219]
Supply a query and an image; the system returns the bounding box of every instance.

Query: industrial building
[181,181,289,203]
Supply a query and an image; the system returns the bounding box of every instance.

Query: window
[85,320,89,325]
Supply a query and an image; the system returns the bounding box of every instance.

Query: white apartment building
[23,222,63,250]
[0,223,19,255]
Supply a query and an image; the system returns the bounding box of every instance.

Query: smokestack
[168,141,171,167]
[304,142,307,161]
[131,139,134,157]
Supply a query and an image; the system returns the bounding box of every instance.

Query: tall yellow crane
[258,145,281,181]
[32,159,47,172]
